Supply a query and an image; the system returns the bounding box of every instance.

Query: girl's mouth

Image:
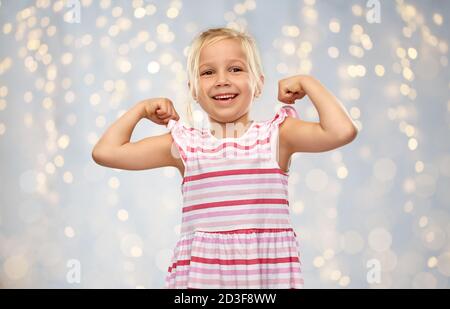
[212,94,239,104]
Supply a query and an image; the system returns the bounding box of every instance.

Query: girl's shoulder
[262,104,299,129]
[167,118,198,134]
[166,118,211,142]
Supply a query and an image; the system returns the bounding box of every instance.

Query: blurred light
[159,53,173,65]
[276,62,288,74]
[403,201,414,213]
[292,200,304,215]
[408,138,418,150]
[408,47,418,59]
[63,171,73,183]
[117,209,129,221]
[427,256,438,268]
[234,3,246,15]
[64,226,75,238]
[323,249,335,260]
[330,270,341,281]
[109,176,120,189]
[339,276,351,287]
[112,6,123,17]
[90,93,101,106]
[337,166,348,179]
[131,246,142,257]
[302,6,318,22]
[328,46,339,58]
[313,256,325,268]
[57,135,70,149]
[3,23,12,34]
[349,107,360,119]
[415,160,424,173]
[282,42,296,55]
[0,99,7,110]
[419,216,428,228]
[147,61,160,74]
[145,4,157,15]
[329,19,340,33]
[349,45,364,58]
[349,87,360,100]
[134,7,146,18]
[351,5,363,16]
[167,7,179,19]
[3,255,29,280]
[437,252,450,277]
[61,52,73,65]
[120,234,143,258]
[433,13,443,25]
[374,64,385,76]
[282,25,300,37]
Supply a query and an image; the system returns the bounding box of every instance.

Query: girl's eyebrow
[199,58,246,69]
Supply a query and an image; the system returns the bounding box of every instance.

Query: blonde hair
[185,27,264,126]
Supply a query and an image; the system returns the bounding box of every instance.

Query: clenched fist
[140,97,180,125]
[278,75,307,104]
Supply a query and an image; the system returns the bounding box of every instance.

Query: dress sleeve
[270,104,299,128]
[269,105,299,174]
[166,118,188,167]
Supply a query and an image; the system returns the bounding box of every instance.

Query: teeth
[213,94,237,100]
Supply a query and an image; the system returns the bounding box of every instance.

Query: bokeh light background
[1,0,450,289]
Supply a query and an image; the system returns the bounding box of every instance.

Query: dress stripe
[183,178,288,193]
[184,167,288,183]
[184,188,288,202]
[183,198,289,213]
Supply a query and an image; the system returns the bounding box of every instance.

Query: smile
[212,94,239,104]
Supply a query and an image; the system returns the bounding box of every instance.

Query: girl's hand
[141,97,180,125]
[278,75,307,104]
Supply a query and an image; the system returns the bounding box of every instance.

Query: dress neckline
[206,120,256,142]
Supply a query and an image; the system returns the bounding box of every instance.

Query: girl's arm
[278,75,358,153]
[92,98,180,170]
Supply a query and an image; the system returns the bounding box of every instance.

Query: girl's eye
[200,67,242,76]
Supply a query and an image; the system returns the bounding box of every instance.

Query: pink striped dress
[164,105,304,289]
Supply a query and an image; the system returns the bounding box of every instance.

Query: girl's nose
[215,72,231,87]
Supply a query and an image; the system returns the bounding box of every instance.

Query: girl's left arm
[278,74,359,153]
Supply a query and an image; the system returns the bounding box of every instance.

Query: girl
[92,27,358,289]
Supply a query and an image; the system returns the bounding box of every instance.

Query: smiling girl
[92,27,358,289]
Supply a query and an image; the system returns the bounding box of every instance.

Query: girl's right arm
[91,98,180,170]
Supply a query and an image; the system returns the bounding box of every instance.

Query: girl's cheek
[200,80,213,88]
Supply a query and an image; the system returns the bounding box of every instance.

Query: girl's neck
[208,113,253,139]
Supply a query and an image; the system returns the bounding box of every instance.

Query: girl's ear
[259,75,265,89]
[254,75,265,98]
[188,81,198,102]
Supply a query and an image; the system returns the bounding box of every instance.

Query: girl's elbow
[91,148,102,165]
[92,145,109,166]
[339,126,358,143]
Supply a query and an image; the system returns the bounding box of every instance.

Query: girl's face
[196,38,260,124]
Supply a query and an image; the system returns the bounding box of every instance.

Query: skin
[193,38,264,140]
[277,75,359,157]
